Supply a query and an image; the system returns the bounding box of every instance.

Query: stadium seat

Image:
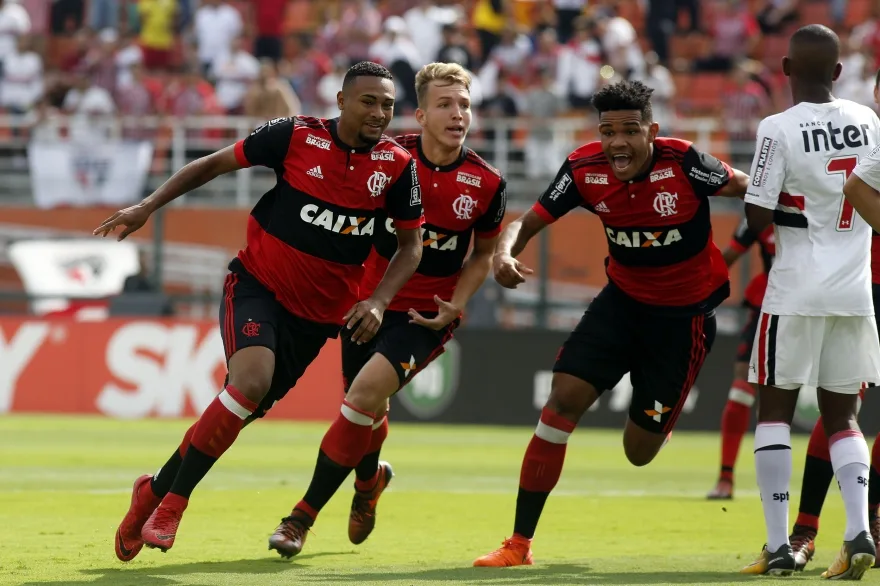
[799,2,830,25]
[683,74,726,114]
[761,36,789,72]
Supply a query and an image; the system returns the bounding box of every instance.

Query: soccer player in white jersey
[740,25,880,579]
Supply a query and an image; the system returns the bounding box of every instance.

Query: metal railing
[0,113,759,210]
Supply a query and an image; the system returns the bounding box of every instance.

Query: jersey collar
[329,118,375,154]
[416,135,469,172]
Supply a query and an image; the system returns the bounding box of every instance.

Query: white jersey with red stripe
[744,99,880,317]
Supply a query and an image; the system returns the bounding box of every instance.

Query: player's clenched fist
[493,252,534,289]
[344,298,385,344]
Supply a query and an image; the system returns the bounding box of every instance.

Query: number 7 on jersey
[826,155,859,231]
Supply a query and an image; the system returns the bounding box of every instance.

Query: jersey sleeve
[233,117,295,170]
[532,160,584,223]
[681,145,733,197]
[853,144,880,192]
[744,118,787,210]
[729,217,757,253]
[473,178,508,238]
[385,158,424,230]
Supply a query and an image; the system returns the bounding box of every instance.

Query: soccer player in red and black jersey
[96,62,425,559]
[266,62,507,558]
[707,218,775,500]
[473,80,750,567]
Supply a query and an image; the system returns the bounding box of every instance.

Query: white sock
[755,422,792,552]
[830,430,871,541]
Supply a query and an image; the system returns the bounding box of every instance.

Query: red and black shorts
[553,283,716,434]
[219,261,338,418]
[341,310,458,393]
[736,303,762,363]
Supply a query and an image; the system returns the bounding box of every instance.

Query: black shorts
[736,303,761,363]
[553,284,717,434]
[341,310,458,393]
[219,263,338,418]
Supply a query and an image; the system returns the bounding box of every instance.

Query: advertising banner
[0,318,342,421]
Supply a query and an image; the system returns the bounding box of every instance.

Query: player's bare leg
[621,418,672,467]
[816,388,875,579]
[708,361,754,500]
[141,346,274,552]
[270,354,397,558]
[741,384,798,575]
[474,373,595,567]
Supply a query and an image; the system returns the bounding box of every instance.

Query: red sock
[807,416,830,461]
[168,385,257,499]
[295,401,376,521]
[188,385,257,458]
[355,416,389,491]
[319,400,375,468]
[794,417,830,532]
[519,408,576,493]
[178,421,197,457]
[719,379,754,482]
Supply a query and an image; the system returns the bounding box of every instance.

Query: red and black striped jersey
[533,138,733,313]
[232,116,424,327]
[729,217,775,307]
[359,134,507,312]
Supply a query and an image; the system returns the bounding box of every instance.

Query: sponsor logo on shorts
[396,339,461,419]
[241,320,260,338]
[644,400,671,422]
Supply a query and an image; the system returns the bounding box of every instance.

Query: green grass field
[0,415,874,586]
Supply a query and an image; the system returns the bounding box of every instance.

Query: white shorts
[748,312,880,394]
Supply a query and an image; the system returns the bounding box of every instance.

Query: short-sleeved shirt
[360,134,507,312]
[853,143,880,285]
[532,138,733,314]
[746,100,880,316]
[233,116,424,326]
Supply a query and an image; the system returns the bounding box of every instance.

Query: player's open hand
[93,204,152,241]
[344,298,385,344]
[408,295,461,330]
[493,252,534,289]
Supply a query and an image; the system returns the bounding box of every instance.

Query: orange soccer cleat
[473,536,534,567]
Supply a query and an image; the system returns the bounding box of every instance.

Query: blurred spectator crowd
[0,0,878,173]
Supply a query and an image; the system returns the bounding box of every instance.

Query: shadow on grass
[18,552,355,586]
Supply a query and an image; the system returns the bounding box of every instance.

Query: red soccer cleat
[141,494,188,552]
[348,461,394,545]
[115,474,161,562]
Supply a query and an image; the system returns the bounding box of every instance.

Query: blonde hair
[415,62,472,108]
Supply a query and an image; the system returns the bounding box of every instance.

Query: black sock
[150,450,184,498]
[513,487,550,539]
[795,454,835,529]
[167,446,219,499]
[869,462,880,516]
[355,450,381,485]
[299,450,355,516]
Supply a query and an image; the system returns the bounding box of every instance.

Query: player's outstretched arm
[93,146,244,240]
[716,168,751,198]
[745,203,774,234]
[409,234,498,330]
[844,171,880,233]
[346,227,423,344]
[493,209,542,289]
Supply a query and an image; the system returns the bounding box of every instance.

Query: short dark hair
[342,61,393,90]
[592,80,654,122]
